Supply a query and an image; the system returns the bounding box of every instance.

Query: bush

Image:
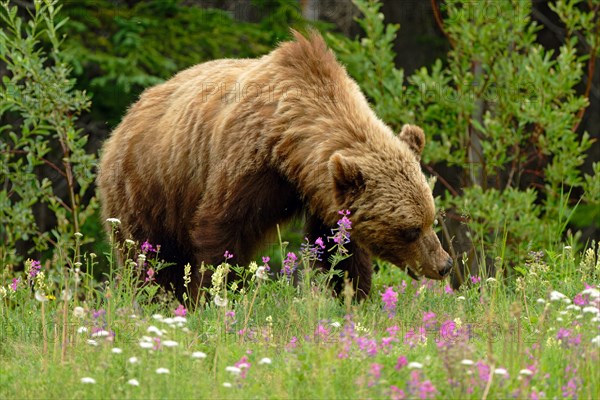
[329,0,598,281]
[0,0,96,267]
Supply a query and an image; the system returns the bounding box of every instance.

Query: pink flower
[470,275,481,284]
[141,240,156,253]
[404,327,426,348]
[381,286,398,317]
[476,360,490,384]
[28,260,42,280]
[444,284,454,294]
[368,363,383,387]
[145,268,155,282]
[10,277,20,292]
[315,237,325,249]
[389,385,406,400]
[223,250,233,260]
[395,356,408,370]
[174,304,187,317]
[235,355,251,379]
[422,311,437,329]
[314,324,330,342]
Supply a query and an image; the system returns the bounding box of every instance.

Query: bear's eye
[399,227,421,243]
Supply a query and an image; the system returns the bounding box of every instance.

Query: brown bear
[97,30,453,301]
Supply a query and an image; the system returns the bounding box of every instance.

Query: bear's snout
[439,257,453,277]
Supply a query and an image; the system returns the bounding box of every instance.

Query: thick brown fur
[97,30,452,302]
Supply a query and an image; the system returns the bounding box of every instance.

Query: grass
[1,229,599,399]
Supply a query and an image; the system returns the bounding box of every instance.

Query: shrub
[0,0,96,267]
[329,0,598,281]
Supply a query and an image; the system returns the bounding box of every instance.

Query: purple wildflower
[235,355,251,379]
[281,252,297,279]
[404,327,426,348]
[174,304,187,317]
[10,277,20,292]
[146,267,155,282]
[389,385,406,400]
[223,250,233,260]
[368,363,383,387]
[141,240,156,253]
[476,360,491,384]
[381,286,398,317]
[28,260,42,280]
[470,275,481,284]
[330,209,352,245]
[444,284,454,294]
[286,336,298,351]
[262,256,270,264]
[314,323,330,343]
[315,237,325,249]
[422,311,437,330]
[395,356,408,370]
[556,328,571,342]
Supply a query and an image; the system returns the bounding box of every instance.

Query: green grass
[1,237,599,399]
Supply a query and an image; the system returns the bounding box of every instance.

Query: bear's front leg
[305,216,373,300]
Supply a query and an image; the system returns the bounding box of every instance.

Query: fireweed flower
[381,286,398,317]
[330,209,352,245]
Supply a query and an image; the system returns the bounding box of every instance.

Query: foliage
[0,0,96,267]
[59,0,309,128]
[329,0,598,276]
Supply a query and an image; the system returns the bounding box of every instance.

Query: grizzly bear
[97,30,453,301]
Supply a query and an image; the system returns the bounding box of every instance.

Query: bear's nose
[439,257,453,277]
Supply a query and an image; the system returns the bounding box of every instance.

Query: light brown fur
[97,30,452,301]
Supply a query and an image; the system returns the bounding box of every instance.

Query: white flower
[125,239,135,246]
[536,298,546,304]
[162,340,178,348]
[592,316,599,323]
[407,362,423,369]
[556,317,564,322]
[91,330,111,338]
[591,336,600,347]
[494,368,508,376]
[86,339,98,346]
[162,318,175,325]
[550,291,567,301]
[155,368,170,374]
[519,369,534,376]
[460,359,474,366]
[330,321,341,328]
[214,294,228,307]
[192,351,207,359]
[73,306,85,318]
[80,377,96,384]
[225,366,241,375]
[35,291,48,302]
[222,382,232,388]
[128,357,139,364]
[566,305,581,311]
[457,296,466,301]
[152,313,164,321]
[258,357,272,365]
[583,306,599,315]
[147,326,163,336]
[255,266,269,280]
[106,218,121,225]
[560,311,568,315]
[486,277,497,283]
[172,316,187,324]
[127,379,140,386]
[581,288,600,299]
[77,326,88,334]
[139,341,153,349]
[111,347,123,354]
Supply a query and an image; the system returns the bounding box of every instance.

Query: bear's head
[328,124,453,280]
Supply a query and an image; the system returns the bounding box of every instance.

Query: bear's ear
[328,153,365,207]
[399,124,426,160]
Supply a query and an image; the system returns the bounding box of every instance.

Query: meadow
[1,216,598,399]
